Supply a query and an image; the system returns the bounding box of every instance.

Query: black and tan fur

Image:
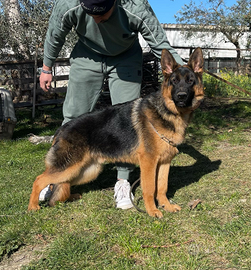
[28,48,204,218]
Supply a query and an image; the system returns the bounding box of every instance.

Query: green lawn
[0,99,251,270]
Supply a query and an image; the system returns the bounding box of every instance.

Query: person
[39,0,183,209]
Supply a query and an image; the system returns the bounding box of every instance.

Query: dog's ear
[161,49,180,77]
[187,47,204,74]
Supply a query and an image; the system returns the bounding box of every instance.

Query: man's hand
[40,65,52,92]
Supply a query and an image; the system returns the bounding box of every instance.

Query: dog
[28,47,204,218]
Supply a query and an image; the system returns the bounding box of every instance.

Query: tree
[0,0,52,60]
[175,0,251,73]
[4,0,30,59]
[0,0,76,61]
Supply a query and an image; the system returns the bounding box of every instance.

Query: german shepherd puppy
[28,48,204,218]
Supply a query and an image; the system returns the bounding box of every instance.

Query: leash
[129,178,146,213]
[129,178,179,214]
[149,121,177,147]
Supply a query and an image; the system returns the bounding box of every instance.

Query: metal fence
[172,46,251,74]
[0,46,250,111]
[0,52,159,111]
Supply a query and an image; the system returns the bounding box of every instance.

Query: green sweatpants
[62,40,143,123]
[62,40,143,180]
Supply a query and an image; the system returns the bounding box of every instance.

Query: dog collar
[149,121,177,147]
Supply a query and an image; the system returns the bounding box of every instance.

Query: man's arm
[40,0,75,91]
[43,0,74,67]
[136,0,183,65]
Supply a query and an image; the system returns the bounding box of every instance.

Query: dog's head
[161,48,204,112]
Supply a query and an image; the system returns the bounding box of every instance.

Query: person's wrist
[41,69,53,74]
[42,64,52,74]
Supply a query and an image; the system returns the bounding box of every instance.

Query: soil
[0,244,47,270]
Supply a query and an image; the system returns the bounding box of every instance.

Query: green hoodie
[43,0,183,67]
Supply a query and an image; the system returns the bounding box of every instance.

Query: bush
[203,71,251,98]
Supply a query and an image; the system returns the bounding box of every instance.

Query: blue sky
[148,0,238,24]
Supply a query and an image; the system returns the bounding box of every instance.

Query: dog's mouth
[175,101,187,107]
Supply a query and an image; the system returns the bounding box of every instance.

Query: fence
[170,46,251,74]
[0,46,250,114]
[203,51,250,74]
[0,52,159,112]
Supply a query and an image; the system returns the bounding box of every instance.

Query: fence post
[208,52,210,72]
[189,47,193,56]
[32,45,38,119]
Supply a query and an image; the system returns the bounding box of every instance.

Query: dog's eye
[171,77,179,85]
[186,77,194,85]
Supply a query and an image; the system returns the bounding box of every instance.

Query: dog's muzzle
[174,91,188,107]
[173,89,194,108]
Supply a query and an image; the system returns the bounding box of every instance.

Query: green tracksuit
[43,0,183,179]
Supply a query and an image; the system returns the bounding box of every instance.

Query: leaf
[188,199,202,210]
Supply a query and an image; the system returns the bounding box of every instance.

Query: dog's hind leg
[48,183,81,207]
[28,162,84,211]
[49,163,102,206]
[28,171,56,211]
[156,162,181,213]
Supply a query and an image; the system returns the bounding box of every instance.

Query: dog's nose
[177,92,187,100]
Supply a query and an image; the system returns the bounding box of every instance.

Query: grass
[0,98,251,270]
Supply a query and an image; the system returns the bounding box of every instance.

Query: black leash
[129,178,146,213]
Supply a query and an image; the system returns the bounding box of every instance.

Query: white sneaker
[39,185,52,201]
[114,179,134,209]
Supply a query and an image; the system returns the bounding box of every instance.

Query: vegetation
[0,0,77,61]
[175,0,251,72]
[0,92,251,269]
[203,71,251,97]
[0,0,52,60]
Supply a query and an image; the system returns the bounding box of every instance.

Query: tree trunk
[4,0,31,59]
[234,41,241,74]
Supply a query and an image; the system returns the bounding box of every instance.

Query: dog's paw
[164,204,181,213]
[148,209,163,219]
[28,204,41,211]
[69,193,82,202]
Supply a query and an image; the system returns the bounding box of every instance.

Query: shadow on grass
[167,144,221,198]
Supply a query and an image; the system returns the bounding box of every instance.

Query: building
[139,24,250,72]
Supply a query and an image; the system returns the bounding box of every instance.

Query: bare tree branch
[175,0,251,72]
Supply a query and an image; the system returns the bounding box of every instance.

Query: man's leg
[62,42,105,124]
[107,42,143,209]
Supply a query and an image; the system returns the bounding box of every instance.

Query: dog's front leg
[139,154,163,218]
[156,162,181,213]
